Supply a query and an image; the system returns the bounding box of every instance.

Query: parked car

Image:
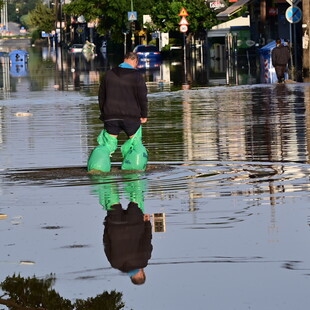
[133,45,161,62]
[69,44,84,53]
[137,59,161,70]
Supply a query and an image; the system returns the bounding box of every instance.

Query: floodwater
[1,47,310,309]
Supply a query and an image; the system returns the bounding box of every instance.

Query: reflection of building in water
[250,86,308,162]
[182,89,246,161]
[143,60,172,92]
[0,55,10,98]
[304,86,310,164]
[41,47,101,91]
[0,106,3,145]
[182,87,308,163]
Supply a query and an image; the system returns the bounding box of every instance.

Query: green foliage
[149,0,219,35]
[0,274,126,310]
[0,273,73,309]
[63,0,125,42]
[28,2,56,33]
[31,28,41,44]
[63,0,154,42]
[7,0,40,22]
[74,290,125,310]
[20,14,31,29]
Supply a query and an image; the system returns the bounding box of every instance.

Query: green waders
[121,126,148,171]
[123,173,147,212]
[87,130,118,173]
[91,174,146,212]
[91,175,120,210]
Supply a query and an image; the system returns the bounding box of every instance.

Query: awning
[216,0,252,20]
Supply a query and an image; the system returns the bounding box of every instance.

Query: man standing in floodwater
[271,39,290,84]
[98,52,148,139]
[88,52,148,172]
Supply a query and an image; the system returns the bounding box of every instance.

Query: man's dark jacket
[103,208,153,272]
[272,44,290,67]
[98,67,148,121]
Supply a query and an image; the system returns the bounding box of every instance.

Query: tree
[63,0,154,42]
[0,274,126,310]
[28,2,56,33]
[149,0,219,37]
[8,0,40,23]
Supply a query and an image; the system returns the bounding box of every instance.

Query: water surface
[1,48,310,310]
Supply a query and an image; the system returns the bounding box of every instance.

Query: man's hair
[276,39,281,45]
[130,269,146,285]
[124,52,139,61]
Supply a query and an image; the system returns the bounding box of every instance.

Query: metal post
[183,33,187,81]
[124,33,127,55]
[225,34,230,85]
[289,22,294,80]
[233,33,238,85]
[293,22,298,81]
[131,0,135,49]
[60,0,63,45]
[1,0,9,33]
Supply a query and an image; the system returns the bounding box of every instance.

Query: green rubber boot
[121,127,148,171]
[90,175,120,210]
[123,173,147,212]
[87,130,118,172]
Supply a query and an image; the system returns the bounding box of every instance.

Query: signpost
[285,0,302,81]
[128,0,137,50]
[178,8,189,86]
[128,11,137,21]
[285,0,300,6]
[180,25,188,33]
[285,6,302,24]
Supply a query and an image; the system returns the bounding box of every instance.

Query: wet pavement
[1,47,310,309]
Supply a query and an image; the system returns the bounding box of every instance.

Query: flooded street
[1,47,310,309]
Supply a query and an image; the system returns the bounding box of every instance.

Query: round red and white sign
[180,25,188,33]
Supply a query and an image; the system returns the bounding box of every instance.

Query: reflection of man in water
[103,202,152,285]
[95,174,152,285]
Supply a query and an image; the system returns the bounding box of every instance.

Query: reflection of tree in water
[0,274,125,310]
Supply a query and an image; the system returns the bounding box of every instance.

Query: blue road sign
[285,6,302,24]
[128,11,137,21]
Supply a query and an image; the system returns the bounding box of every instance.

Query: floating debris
[19,261,35,265]
[0,214,8,220]
[15,112,33,117]
[11,215,23,225]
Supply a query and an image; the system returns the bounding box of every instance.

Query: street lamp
[15,7,19,24]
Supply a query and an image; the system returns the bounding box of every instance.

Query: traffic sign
[128,11,137,21]
[178,7,189,16]
[286,0,301,5]
[180,25,188,33]
[285,6,302,24]
[179,16,189,25]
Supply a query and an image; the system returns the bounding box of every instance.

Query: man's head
[276,39,282,46]
[124,52,139,68]
[130,268,146,285]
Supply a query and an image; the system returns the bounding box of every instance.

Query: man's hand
[144,214,150,222]
[140,118,148,123]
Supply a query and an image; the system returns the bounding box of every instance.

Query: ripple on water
[2,161,309,203]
